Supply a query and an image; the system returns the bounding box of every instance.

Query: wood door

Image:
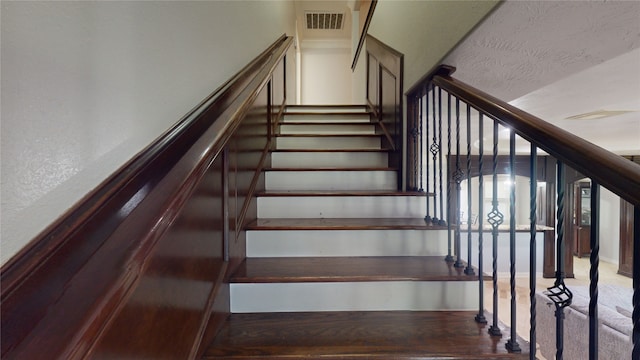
[618,199,634,277]
[572,182,591,257]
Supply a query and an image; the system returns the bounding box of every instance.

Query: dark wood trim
[351,0,377,71]
[619,198,634,277]
[366,35,403,190]
[432,75,640,207]
[1,35,292,360]
[406,64,456,97]
[543,157,558,278]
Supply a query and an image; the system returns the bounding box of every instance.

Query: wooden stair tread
[280,121,373,125]
[246,218,446,230]
[202,311,529,359]
[230,256,479,283]
[272,148,391,152]
[258,190,432,197]
[264,167,397,171]
[275,133,380,137]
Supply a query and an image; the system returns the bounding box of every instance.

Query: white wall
[0,1,295,266]
[599,187,621,265]
[300,40,353,104]
[461,175,532,226]
[350,8,367,104]
[367,0,499,91]
[461,176,624,266]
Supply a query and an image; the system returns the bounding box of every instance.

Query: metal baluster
[453,98,464,268]
[589,181,600,360]
[475,113,486,324]
[529,144,538,360]
[505,131,521,353]
[464,104,475,276]
[546,161,572,360]
[424,87,430,221]
[488,121,503,337]
[445,93,454,262]
[419,91,425,193]
[411,96,419,192]
[438,90,446,226]
[431,88,441,223]
[632,205,640,360]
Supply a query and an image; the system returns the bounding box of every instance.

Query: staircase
[202,105,528,359]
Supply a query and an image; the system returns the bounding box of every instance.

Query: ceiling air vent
[565,110,634,120]
[305,12,344,30]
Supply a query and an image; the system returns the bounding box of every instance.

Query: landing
[202,311,529,359]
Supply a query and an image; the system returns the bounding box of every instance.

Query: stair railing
[407,65,640,359]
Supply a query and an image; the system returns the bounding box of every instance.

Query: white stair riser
[279,123,375,135]
[257,196,426,218]
[247,229,448,257]
[285,107,367,114]
[276,136,380,150]
[230,281,478,312]
[271,152,388,168]
[265,171,396,191]
[283,114,370,123]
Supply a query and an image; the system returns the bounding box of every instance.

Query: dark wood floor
[202,311,529,359]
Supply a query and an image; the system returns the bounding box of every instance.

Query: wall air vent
[305,12,344,30]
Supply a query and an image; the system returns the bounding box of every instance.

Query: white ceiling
[443,0,640,155]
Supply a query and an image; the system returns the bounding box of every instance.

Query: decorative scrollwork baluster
[424,86,430,221]
[475,113,486,324]
[431,88,441,223]
[488,121,503,337]
[453,97,464,269]
[589,181,600,360]
[438,89,446,227]
[445,93,454,262]
[545,160,571,359]
[464,104,475,276]
[506,131,521,353]
[529,144,538,359]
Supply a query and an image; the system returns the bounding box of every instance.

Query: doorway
[572,181,591,257]
[618,199,634,277]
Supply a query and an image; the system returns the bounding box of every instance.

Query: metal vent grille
[305,12,344,30]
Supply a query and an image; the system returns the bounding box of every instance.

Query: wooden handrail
[351,0,377,71]
[431,73,640,206]
[1,34,292,360]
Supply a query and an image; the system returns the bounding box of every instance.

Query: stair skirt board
[230,281,479,313]
[265,171,396,191]
[257,196,426,218]
[275,136,380,150]
[247,229,448,257]
[271,151,388,168]
[279,123,375,135]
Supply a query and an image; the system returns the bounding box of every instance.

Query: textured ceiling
[443,0,640,155]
